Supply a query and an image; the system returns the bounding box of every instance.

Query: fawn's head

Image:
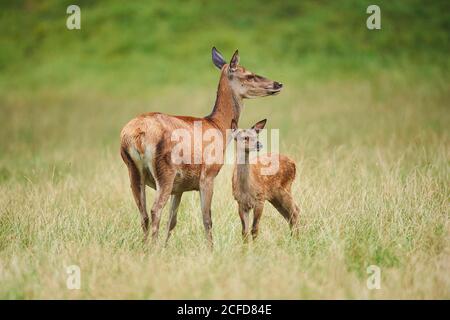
[231,119,267,153]
[212,47,283,99]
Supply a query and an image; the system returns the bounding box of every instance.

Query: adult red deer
[120,47,283,246]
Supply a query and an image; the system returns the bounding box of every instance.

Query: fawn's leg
[238,204,251,242]
[251,202,264,240]
[199,176,214,248]
[165,193,183,246]
[121,149,149,242]
[271,191,299,235]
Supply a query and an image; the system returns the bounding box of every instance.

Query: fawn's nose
[256,141,263,151]
[273,82,283,90]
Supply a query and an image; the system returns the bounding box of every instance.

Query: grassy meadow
[0,0,449,299]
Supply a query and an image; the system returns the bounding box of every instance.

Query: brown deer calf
[231,119,299,241]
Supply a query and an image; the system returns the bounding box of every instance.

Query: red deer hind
[120,47,283,246]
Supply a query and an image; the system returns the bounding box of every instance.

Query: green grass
[0,0,449,299]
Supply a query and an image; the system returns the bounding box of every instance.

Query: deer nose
[256,141,263,150]
[273,82,283,89]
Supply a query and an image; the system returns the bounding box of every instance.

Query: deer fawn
[231,119,299,241]
[120,48,283,246]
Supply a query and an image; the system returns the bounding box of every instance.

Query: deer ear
[231,119,238,131]
[252,119,267,133]
[212,47,226,70]
[229,49,239,71]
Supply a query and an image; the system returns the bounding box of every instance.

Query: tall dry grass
[0,74,448,299]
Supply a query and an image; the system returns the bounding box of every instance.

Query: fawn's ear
[251,119,267,133]
[212,47,226,70]
[229,49,239,72]
[231,119,238,131]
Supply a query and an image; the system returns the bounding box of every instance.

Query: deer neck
[235,148,252,193]
[208,70,243,132]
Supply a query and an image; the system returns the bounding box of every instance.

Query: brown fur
[231,122,299,241]
[120,49,282,246]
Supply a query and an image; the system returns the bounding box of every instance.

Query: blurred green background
[0,0,448,162]
[0,0,448,94]
[0,0,449,299]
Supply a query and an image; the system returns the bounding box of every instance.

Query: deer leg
[165,193,183,246]
[199,177,214,248]
[138,175,149,242]
[238,204,251,242]
[273,191,300,236]
[150,186,173,244]
[280,191,299,234]
[121,149,149,242]
[150,167,175,244]
[251,202,264,240]
[291,203,300,237]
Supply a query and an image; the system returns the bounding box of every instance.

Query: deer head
[212,47,283,99]
[231,119,267,153]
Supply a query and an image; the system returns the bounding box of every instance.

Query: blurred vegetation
[0,0,448,95]
[0,1,448,299]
